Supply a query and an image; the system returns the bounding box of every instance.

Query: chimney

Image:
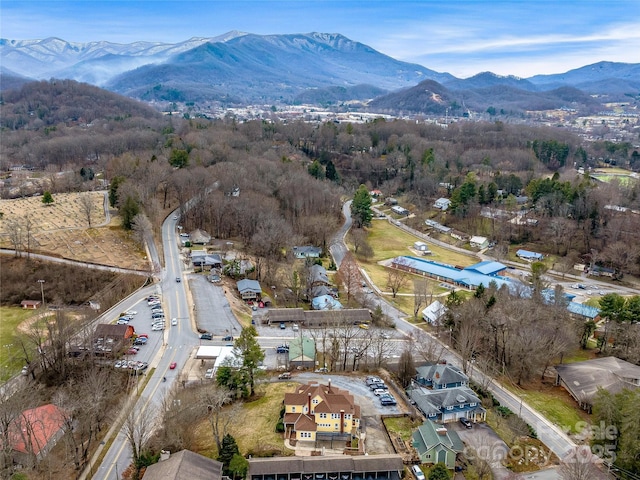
[328,378,331,392]
[160,450,170,461]
[435,427,447,436]
[308,393,311,414]
[340,409,344,434]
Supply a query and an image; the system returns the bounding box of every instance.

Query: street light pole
[37,279,45,306]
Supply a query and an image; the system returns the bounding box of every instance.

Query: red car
[169,362,177,369]
[137,334,149,338]
[126,348,138,355]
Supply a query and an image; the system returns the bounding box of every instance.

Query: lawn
[500,378,589,434]
[0,307,37,380]
[194,380,295,458]
[354,220,477,315]
[383,415,419,442]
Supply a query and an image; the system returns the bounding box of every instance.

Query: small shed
[21,300,42,310]
[469,236,489,249]
[413,241,430,253]
[289,337,316,369]
[433,198,451,210]
[391,205,409,216]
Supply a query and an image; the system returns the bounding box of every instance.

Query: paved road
[329,201,577,460]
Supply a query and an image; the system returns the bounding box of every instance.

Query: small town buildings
[9,404,68,467]
[237,279,262,301]
[391,205,409,216]
[415,363,469,390]
[289,337,316,369]
[516,249,544,261]
[293,246,322,259]
[421,301,447,325]
[567,302,601,321]
[408,386,486,424]
[311,295,343,310]
[555,357,640,411]
[412,420,464,469]
[189,229,211,245]
[20,300,41,309]
[265,308,371,328]
[469,236,489,249]
[433,198,451,211]
[248,454,403,480]
[143,449,223,480]
[283,381,361,442]
[413,241,430,253]
[424,219,451,234]
[93,323,135,356]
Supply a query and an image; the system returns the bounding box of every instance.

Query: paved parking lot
[189,275,242,336]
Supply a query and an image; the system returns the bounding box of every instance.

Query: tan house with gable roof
[283,381,361,442]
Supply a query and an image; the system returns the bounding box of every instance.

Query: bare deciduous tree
[386,259,409,298]
[79,192,95,228]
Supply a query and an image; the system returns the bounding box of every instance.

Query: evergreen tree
[308,160,324,179]
[109,176,124,207]
[351,184,373,228]
[229,453,249,480]
[42,191,54,206]
[169,148,189,168]
[120,196,140,230]
[427,463,450,480]
[234,326,265,397]
[325,160,339,182]
[217,434,240,476]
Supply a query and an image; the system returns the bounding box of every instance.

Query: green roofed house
[412,420,464,470]
[289,337,316,369]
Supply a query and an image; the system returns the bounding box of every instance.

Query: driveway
[452,421,513,480]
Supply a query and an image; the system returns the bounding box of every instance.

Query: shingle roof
[248,454,403,476]
[142,450,223,480]
[416,364,468,386]
[237,279,261,294]
[555,356,640,404]
[408,386,481,417]
[412,420,464,455]
[9,404,67,456]
[285,382,359,418]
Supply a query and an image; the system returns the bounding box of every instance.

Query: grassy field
[383,415,420,442]
[353,220,477,315]
[194,380,295,458]
[0,307,37,380]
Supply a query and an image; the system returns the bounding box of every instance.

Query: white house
[391,205,409,216]
[413,241,431,253]
[433,198,451,210]
[422,300,447,325]
[469,236,489,249]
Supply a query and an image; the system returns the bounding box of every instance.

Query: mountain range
[2,32,639,113]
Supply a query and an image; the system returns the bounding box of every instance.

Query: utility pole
[37,279,45,306]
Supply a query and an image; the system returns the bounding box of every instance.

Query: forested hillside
[2,80,640,281]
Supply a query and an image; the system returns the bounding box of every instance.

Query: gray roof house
[143,450,223,480]
[415,363,469,390]
[293,246,322,259]
[308,264,330,287]
[412,420,464,469]
[237,279,262,300]
[189,229,211,245]
[408,386,485,424]
[421,300,447,325]
[555,356,640,411]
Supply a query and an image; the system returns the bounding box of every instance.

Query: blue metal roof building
[392,256,512,290]
[567,302,601,320]
[516,249,544,261]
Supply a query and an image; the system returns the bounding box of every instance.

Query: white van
[292,323,299,331]
[411,465,425,480]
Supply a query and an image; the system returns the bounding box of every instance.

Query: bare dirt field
[0,192,148,270]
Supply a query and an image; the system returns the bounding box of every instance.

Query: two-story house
[407,386,486,424]
[415,363,469,390]
[283,381,361,442]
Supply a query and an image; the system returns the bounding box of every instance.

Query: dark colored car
[199,333,213,340]
[280,322,286,329]
[276,345,289,353]
[460,417,473,428]
[222,335,233,342]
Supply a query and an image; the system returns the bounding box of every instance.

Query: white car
[125,310,137,315]
[171,318,178,326]
[151,325,164,331]
[205,368,214,379]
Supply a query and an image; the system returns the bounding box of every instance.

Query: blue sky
[2,0,639,78]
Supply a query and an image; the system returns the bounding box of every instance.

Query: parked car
[373,388,388,396]
[117,319,129,325]
[411,465,425,480]
[276,345,289,353]
[380,396,397,406]
[278,372,292,379]
[280,322,286,329]
[133,338,148,346]
[151,325,164,331]
[137,333,149,338]
[315,367,329,373]
[358,323,369,329]
[176,277,181,282]
[292,323,299,331]
[126,348,138,355]
[205,368,214,379]
[169,362,177,370]
[460,417,473,429]
[200,333,213,340]
[222,335,233,341]
[125,310,137,315]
